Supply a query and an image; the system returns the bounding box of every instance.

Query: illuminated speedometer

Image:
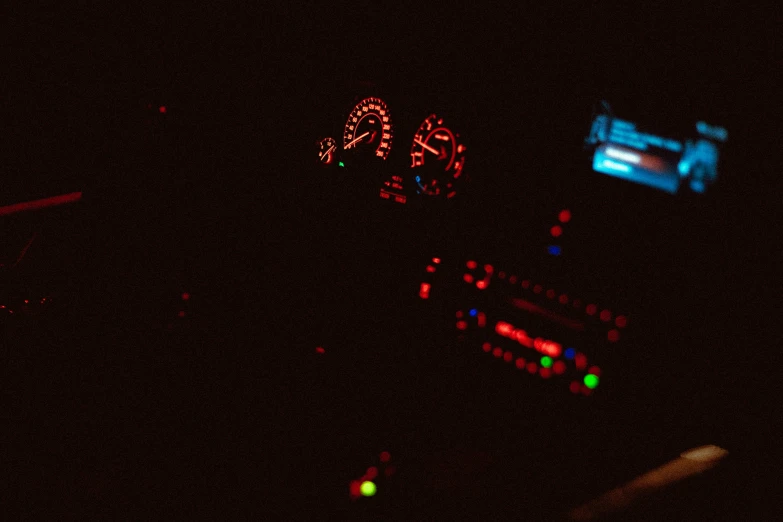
[343,97,393,160]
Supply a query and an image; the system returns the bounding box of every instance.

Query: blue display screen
[586,104,727,194]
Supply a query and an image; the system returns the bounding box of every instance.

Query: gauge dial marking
[343,97,393,160]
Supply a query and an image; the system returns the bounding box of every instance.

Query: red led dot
[588,366,601,377]
[509,275,518,284]
[559,294,569,304]
[456,310,464,318]
[432,257,441,264]
[559,209,572,223]
[493,347,503,358]
[426,265,436,273]
[463,274,474,283]
[569,381,581,394]
[586,304,597,315]
[476,280,487,290]
[600,309,612,322]
[550,225,563,237]
[467,260,477,269]
[546,289,556,299]
[615,315,627,328]
[350,480,362,496]
[574,353,587,370]
[553,361,566,374]
[484,264,494,273]
[366,466,379,480]
[158,106,167,113]
[526,362,538,374]
[503,351,514,363]
[533,284,543,294]
[178,310,186,318]
[181,292,191,301]
[539,367,552,379]
[521,280,530,289]
[608,329,620,342]
[581,385,593,396]
[456,320,468,330]
[515,357,526,369]
[498,271,506,279]
[315,346,325,354]
[482,342,492,352]
[380,451,391,463]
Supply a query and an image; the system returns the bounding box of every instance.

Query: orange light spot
[432,257,441,264]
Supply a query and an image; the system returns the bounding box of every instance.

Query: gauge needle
[345,131,370,149]
[320,145,335,161]
[414,138,441,155]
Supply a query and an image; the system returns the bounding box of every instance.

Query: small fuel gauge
[317,137,337,165]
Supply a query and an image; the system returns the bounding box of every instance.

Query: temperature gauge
[410,114,466,198]
[317,137,337,165]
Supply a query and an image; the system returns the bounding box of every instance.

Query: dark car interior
[5,5,779,520]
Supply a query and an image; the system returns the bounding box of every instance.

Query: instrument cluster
[316,96,468,206]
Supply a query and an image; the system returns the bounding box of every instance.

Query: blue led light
[415,175,421,182]
[469,309,478,317]
[564,348,576,359]
[548,245,562,256]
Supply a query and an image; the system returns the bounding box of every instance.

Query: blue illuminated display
[469,309,478,316]
[586,102,727,195]
[564,348,576,359]
[547,245,562,256]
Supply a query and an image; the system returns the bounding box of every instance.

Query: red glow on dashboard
[419,283,431,299]
[316,346,325,354]
[588,366,601,377]
[432,257,441,264]
[492,347,503,358]
[550,225,563,237]
[181,292,191,301]
[503,351,514,363]
[615,315,627,328]
[509,275,518,284]
[365,467,379,480]
[477,312,486,327]
[177,311,186,318]
[456,311,464,318]
[526,362,538,374]
[0,191,82,217]
[496,322,513,336]
[476,280,487,290]
[559,294,569,304]
[463,274,474,283]
[350,480,362,497]
[539,367,552,379]
[586,304,597,315]
[569,381,581,394]
[158,106,167,113]
[515,358,526,369]
[484,264,494,273]
[380,451,391,463]
[482,342,492,352]
[498,271,506,279]
[456,320,468,330]
[553,361,567,374]
[496,321,563,356]
[426,265,436,273]
[546,289,556,299]
[521,280,530,289]
[600,309,612,322]
[509,298,585,331]
[608,329,620,342]
[533,285,543,294]
[559,209,572,223]
[574,353,587,370]
[466,260,477,269]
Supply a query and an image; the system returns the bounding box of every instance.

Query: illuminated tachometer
[343,97,393,160]
[411,114,466,198]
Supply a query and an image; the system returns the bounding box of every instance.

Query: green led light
[338,161,345,167]
[540,356,553,368]
[360,481,377,497]
[584,374,599,389]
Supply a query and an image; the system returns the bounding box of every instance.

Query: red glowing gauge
[343,97,393,160]
[410,114,466,198]
[317,137,337,165]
